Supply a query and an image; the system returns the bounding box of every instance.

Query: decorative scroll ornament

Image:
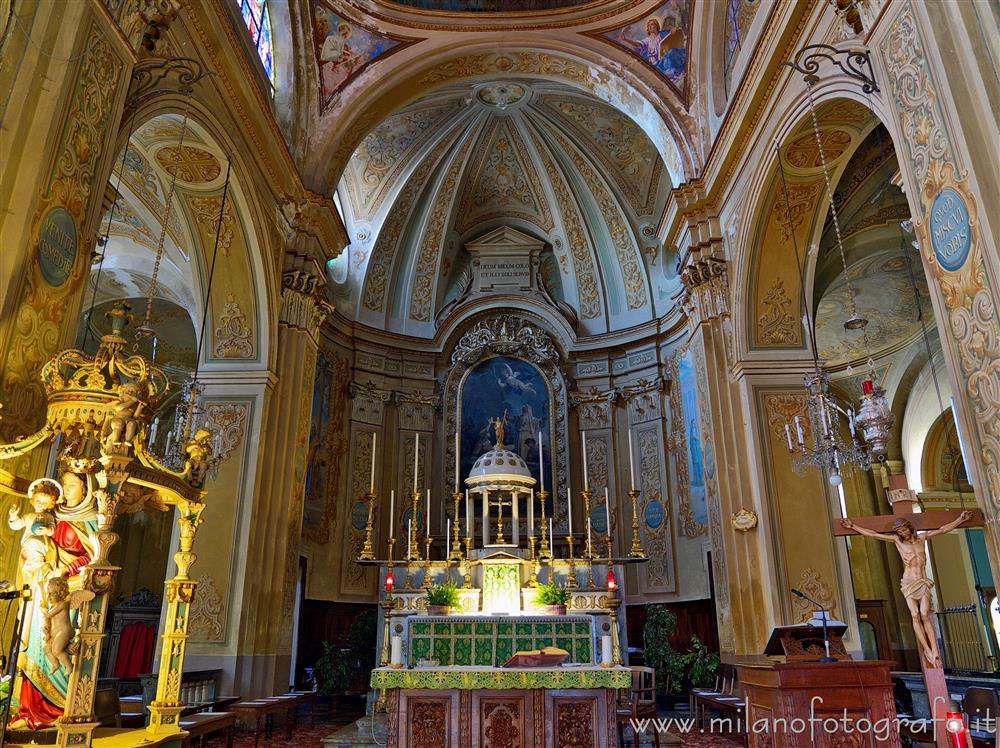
[450,315,560,369]
[126,56,209,110]
[784,44,879,94]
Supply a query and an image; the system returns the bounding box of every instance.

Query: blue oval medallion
[37,206,78,287]
[591,505,608,534]
[930,187,972,272]
[644,499,664,530]
[351,501,370,530]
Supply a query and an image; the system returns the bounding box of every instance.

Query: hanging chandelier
[779,43,895,484]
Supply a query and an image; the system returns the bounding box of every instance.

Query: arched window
[236,0,274,85]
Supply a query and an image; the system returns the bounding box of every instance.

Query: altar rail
[407,615,594,666]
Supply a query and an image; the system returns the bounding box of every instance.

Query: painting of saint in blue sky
[313,1,399,108]
[601,0,690,94]
[460,356,551,489]
[678,350,708,525]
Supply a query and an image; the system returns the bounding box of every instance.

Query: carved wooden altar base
[372,666,630,748]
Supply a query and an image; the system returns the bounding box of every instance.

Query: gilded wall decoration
[396,391,439,433]
[188,574,226,642]
[544,125,647,311]
[409,133,476,323]
[203,402,248,462]
[455,118,553,234]
[398,432,430,539]
[763,393,809,443]
[0,25,123,442]
[529,131,601,321]
[304,350,349,544]
[638,426,673,589]
[188,195,236,257]
[350,381,391,425]
[213,293,255,359]
[756,277,797,345]
[783,129,852,169]
[569,388,616,431]
[791,567,837,622]
[881,1,1000,511]
[443,316,570,527]
[154,144,222,184]
[771,179,822,243]
[621,379,662,425]
[346,427,375,588]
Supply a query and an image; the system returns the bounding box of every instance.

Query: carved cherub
[105,382,148,446]
[42,576,94,675]
[184,428,215,487]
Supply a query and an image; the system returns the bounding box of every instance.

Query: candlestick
[582,431,589,491]
[627,487,646,558]
[422,535,433,590]
[566,535,578,588]
[628,429,636,491]
[463,536,473,588]
[538,487,551,560]
[527,536,539,587]
[450,490,463,561]
[413,432,419,492]
[389,490,395,538]
[606,597,623,666]
[358,488,376,560]
[537,430,544,491]
[370,432,377,493]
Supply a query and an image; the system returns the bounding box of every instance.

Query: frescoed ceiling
[379,0,598,10]
[332,79,676,337]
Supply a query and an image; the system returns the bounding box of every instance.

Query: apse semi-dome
[466,446,536,489]
[330,79,681,339]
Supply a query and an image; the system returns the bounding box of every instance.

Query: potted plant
[535,582,570,615]
[313,641,353,709]
[643,605,681,708]
[425,580,460,615]
[684,635,720,690]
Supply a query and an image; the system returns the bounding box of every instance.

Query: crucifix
[833,489,983,748]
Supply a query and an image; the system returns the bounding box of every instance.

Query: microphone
[790,588,836,663]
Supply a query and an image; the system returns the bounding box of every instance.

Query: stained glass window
[237,0,274,85]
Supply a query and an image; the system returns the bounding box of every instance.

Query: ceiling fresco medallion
[476,82,527,109]
[379,0,597,11]
[588,0,692,102]
[154,145,222,184]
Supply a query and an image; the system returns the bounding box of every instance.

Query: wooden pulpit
[762,624,850,661]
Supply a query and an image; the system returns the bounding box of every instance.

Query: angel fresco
[600,0,690,92]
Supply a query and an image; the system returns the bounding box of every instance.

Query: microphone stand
[791,587,836,663]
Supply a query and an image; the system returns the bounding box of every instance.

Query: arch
[305,40,699,191]
[111,99,277,372]
[732,83,913,365]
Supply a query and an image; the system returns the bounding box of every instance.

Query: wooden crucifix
[833,489,984,747]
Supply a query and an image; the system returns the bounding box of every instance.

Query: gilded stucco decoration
[213,293,255,359]
[203,402,248,462]
[756,277,797,346]
[791,567,837,622]
[188,574,226,642]
[569,388,616,431]
[638,426,673,589]
[880,1,1000,511]
[154,144,222,184]
[303,350,349,544]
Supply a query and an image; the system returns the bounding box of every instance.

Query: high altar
[362,423,643,748]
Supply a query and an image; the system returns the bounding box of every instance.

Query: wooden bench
[230,700,288,748]
[179,712,236,748]
[692,663,746,741]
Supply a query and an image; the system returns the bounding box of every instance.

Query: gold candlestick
[404,559,413,590]
[359,490,377,560]
[565,535,578,588]
[450,490,463,561]
[407,490,421,560]
[627,488,646,558]
[527,536,539,587]
[581,489,592,533]
[463,537,473,588]
[538,488,551,560]
[379,596,394,666]
[422,538,433,589]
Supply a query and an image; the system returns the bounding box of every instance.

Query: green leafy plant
[535,582,571,606]
[643,605,681,693]
[345,608,378,675]
[684,635,720,689]
[426,580,460,609]
[313,641,354,697]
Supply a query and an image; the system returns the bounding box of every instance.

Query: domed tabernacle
[467,445,535,487]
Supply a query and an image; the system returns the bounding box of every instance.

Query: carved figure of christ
[840,509,974,668]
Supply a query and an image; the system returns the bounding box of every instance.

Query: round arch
[305,39,699,191]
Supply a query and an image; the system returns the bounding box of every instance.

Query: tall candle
[454,431,460,491]
[370,432,377,493]
[784,424,794,451]
[426,489,431,536]
[582,431,589,491]
[447,518,451,553]
[605,487,612,544]
[413,433,420,492]
[389,489,395,538]
[538,431,544,491]
[408,519,413,557]
[529,488,535,537]
[390,636,403,666]
[627,429,636,491]
[587,517,592,557]
[465,490,471,538]
[794,416,805,445]
[549,518,554,547]
[567,487,573,535]
[149,417,159,444]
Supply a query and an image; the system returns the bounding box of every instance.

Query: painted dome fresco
[329,79,681,338]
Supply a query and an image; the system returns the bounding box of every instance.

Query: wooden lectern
[762,624,850,661]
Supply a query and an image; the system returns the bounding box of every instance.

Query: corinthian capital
[280,257,333,336]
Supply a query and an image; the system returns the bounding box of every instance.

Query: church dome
[466,445,536,488]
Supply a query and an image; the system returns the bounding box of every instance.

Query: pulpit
[736,659,898,747]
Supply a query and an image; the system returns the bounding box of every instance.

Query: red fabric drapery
[17,678,63,730]
[113,622,157,679]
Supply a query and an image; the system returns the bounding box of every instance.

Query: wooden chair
[692,664,746,745]
[616,666,660,748]
[962,686,999,748]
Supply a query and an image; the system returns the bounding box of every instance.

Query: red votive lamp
[861,379,874,396]
[384,571,394,593]
[945,711,969,748]
[607,570,618,592]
